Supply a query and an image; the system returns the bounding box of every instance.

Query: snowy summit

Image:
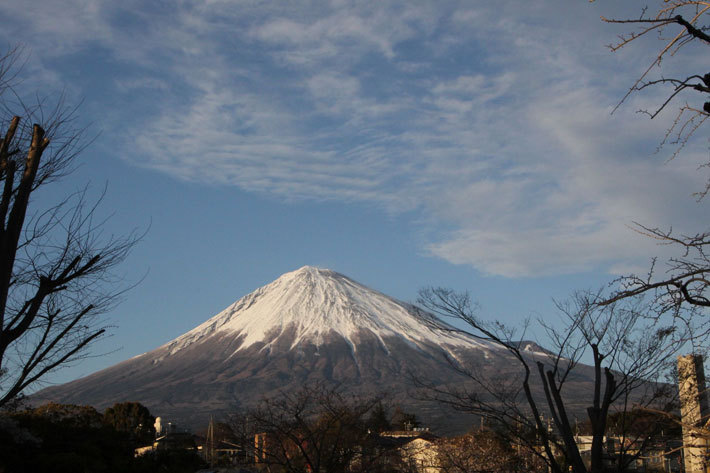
[161,265,486,356]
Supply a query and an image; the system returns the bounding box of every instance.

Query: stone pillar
[678,354,710,473]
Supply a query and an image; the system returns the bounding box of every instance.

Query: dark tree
[0,401,205,473]
[365,401,392,433]
[0,402,134,473]
[103,401,155,445]
[390,406,420,431]
[0,48,138,407]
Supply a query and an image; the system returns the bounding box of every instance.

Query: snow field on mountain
[161,266,494,356]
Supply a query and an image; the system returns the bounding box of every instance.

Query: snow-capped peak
[161,266,489,356]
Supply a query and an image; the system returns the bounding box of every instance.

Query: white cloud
[0,0,112,53]
[115,77,169,92]
[4,0,707,278]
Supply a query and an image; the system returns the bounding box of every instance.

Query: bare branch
[602,3,710,193]
[0,47,140,407]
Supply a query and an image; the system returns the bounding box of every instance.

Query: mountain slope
[32,266,589,432]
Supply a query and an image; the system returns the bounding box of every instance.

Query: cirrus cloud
[1,0,705,278]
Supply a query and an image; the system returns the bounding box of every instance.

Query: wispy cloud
[2,0,705,277]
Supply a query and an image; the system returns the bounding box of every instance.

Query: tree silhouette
[0,47,138,407]
[103,402,155,445]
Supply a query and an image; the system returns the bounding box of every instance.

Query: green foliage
[32,402,104,428]
[103,401,155,445]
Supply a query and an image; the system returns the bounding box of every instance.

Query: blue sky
[1,1,707,387]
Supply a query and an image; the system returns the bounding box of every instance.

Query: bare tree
[435,429,525,473]
[412,4,708,472]
[596,2,710,314]
[603,2,710,182]
[0,48,138,407]
[231,385,384,473]
[415,288,685,473]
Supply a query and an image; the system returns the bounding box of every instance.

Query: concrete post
[678,354,710,473]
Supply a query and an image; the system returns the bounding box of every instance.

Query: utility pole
[206,415,216,467]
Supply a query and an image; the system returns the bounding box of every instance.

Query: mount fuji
[32,266,576,431]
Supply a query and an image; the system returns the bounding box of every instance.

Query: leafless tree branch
[0,48,140,408]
